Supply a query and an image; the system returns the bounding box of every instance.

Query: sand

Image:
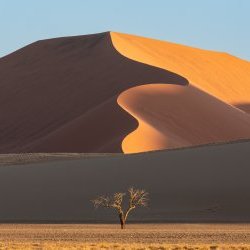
[1,224,250,249]
[1,31,250,153]
[0,140,250,222]
[111,32,250,109]
[111,32,250,153]
[118,84,250,153]
[0,32,186,153]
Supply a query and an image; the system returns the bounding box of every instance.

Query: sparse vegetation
[0,224,250,249]
[91,187,149,229]
[1,242,250,250]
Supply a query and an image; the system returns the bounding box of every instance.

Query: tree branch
[91,192,126,213]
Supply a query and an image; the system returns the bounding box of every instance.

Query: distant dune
[0,31,250,153]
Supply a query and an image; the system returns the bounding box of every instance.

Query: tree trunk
[119,213,125,229]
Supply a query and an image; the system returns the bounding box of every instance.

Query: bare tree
[91,187,149,229]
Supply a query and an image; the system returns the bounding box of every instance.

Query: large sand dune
[1,32,250,223]
[111,32,250,152]
[0,31,250,153]
[0,140,250,222]
[0,32,186,153]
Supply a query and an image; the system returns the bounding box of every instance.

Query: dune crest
[112,31,250,153]
[0,32,187,153]
[118,84,250,153]
[1,31,250,154]
[111,32,250,112]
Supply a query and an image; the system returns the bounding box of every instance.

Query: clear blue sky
[1,0,250,60]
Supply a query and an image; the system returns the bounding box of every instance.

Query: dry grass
[1,242,250,250]
[1,224,250,249]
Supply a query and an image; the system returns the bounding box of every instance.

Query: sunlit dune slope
[1,31,250,154]
[118,84,250,153]
[111,32,250,110]
[112,31,250,153]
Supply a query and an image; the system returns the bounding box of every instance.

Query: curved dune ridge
[111,32,250,153]
[111,32,250,107]
[118,84,250,153]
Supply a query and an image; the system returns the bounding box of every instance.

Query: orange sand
[118,84,250,153]
[112,32,250,153]
[111,32,250,107]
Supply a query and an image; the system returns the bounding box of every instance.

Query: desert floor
[0,224,250,249]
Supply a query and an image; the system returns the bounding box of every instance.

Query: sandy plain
[1,224,250,249]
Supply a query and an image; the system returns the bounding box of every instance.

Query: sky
[0,0,250,61]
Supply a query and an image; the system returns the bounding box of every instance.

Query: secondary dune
[111,32,250,112]
[118,84,250,153]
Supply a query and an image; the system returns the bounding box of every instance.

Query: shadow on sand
[235,103,250,114]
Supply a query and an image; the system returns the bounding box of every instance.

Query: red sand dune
[0,32,186,153]
[0,31,250,153]
[111,32,250,108]
[111,32,250,153]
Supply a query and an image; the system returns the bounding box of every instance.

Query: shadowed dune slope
[0,140,250,222]
[235,104,250,114]
[118,84,250,153]
[0,32,187,153]
[1,31,250,154]
[111,32,250,110]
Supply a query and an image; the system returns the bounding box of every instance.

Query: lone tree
[91,187,149,229]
